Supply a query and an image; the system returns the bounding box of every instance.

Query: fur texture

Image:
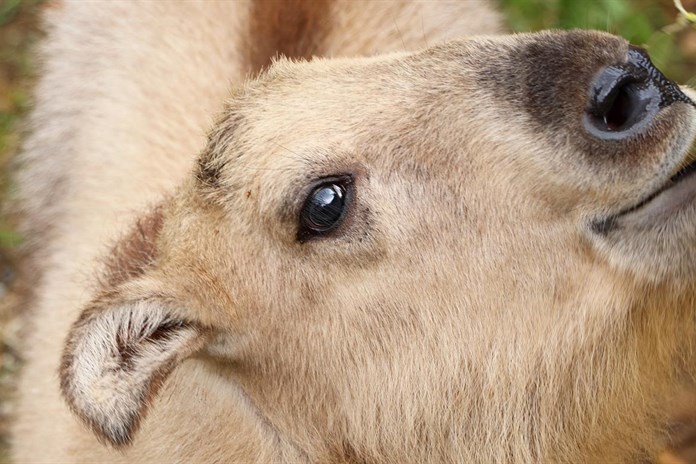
[12,1,503,463]
[12,1,696,464]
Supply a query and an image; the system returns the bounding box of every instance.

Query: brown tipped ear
[60,298,208,447]
[60,204,208,446]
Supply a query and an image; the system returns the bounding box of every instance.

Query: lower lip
[616,163,696,227]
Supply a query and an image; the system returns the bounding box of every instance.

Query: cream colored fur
[12,1,696,464]
[12,1,502,463]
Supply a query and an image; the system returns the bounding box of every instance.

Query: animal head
[60,31,696,462]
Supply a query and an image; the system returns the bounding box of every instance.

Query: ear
[60,295,208,447]
[59,206,208,447]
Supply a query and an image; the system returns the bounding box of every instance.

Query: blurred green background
[0,0,695,463]
[501,0,696,84]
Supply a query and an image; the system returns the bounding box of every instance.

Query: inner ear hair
[60,299,208,447]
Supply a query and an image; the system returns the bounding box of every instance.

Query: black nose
[585,46,692,140]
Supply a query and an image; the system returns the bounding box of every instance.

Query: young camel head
[60,31,696,463]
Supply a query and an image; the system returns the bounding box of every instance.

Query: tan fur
[12,1,502,463]
[12,1,696,464]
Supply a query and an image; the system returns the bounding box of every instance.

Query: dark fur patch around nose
[477,31,628,130]
[473,31,676,163]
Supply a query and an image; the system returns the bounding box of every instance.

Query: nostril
[601,80,637,131]
[584,46,693,140]
[585,67,659,138]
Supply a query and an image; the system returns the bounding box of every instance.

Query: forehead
[197,44,492,192]
[196,30,631,200]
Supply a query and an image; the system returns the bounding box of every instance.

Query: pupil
[307,184,344,229]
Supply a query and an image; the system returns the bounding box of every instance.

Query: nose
[585,46,692,140]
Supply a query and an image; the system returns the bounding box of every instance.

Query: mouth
[591,147,696,235]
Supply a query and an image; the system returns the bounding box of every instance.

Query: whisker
[273,142,303,158]
[393,19,407,51]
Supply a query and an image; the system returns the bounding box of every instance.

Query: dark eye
[298,178,351,241]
